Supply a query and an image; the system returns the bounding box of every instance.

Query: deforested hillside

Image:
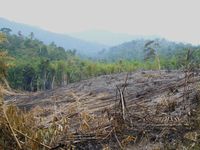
[3,70,200,149]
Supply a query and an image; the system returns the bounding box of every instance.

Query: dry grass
[0,85,137,149]
[2,71,200,149]
[0,85,55,149]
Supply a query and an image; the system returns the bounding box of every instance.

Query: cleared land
[4,70,200,149]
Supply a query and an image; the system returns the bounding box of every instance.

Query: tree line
[1,28,200,91]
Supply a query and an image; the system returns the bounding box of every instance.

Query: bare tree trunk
[61,73,65,86]
[43,71,46,90]
[37,78,40,91]
[156,54,161,71]
[63,74,67,86]
[51,75,55,89]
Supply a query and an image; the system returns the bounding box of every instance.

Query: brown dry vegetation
[1,70,200,149]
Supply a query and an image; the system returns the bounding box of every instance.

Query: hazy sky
[0,0,200,44]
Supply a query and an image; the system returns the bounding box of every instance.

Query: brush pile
[1,70,200,149]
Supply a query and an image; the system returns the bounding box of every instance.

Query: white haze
[0,0,200,44]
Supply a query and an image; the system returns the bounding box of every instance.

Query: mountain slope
[0,18,107,56]
[70,30,159,46]
[100,38,194,61]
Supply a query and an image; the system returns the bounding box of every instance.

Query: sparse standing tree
[29,32,34,40]
[144,40,161,70]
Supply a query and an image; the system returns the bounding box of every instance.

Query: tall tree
[144,40,161,70]
[0,28,12,35]
[29,32,34,40]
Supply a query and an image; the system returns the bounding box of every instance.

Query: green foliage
[101,38,195,62]
[1,31,200,91]
[0,33,13,89]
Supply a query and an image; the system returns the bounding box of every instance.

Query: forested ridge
[1,28,200,92]
[0,17,106,56]
[100,38,198,61]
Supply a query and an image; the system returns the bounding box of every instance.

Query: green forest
[1,29,200,92]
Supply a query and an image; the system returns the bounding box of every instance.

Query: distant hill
[0,18,107,56]
[70,30,159,46]
[1,18,197,60]
[99,38,195,61]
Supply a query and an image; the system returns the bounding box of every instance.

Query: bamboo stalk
[114,130,123,149]
[3,108,22,149]
[13,128,51,149]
